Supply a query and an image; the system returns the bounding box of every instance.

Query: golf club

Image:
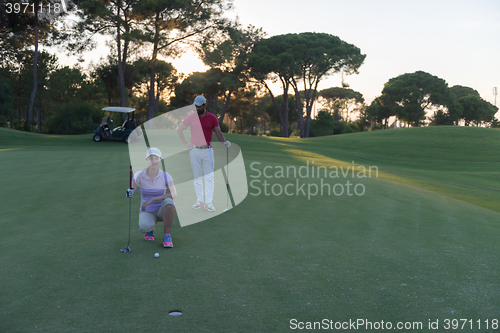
[223,147,229,213]
[121,165,133,253]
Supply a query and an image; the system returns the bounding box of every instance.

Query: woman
[126,147,177,248]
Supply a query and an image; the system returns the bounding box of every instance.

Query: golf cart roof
[101,107,135,113]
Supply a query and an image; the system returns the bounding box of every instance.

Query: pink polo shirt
[133,168,173,213]
[182,111,219,146]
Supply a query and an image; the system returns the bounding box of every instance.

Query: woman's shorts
[138,198,175,233]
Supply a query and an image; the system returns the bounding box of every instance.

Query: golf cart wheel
[93,134,102,142]
[122,135,130,143]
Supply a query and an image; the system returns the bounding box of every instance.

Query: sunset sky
[56,0,500,107]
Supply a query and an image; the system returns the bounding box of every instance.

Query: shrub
[0,115,8,127]
[220,122,229,133]
[45,102,102,134]
[14,118,26,131]
[269,129,281,137]
[341,124,355,134]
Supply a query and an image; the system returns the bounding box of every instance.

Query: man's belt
[194,145,212,149]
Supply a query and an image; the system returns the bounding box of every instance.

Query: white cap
[194,95,206,106]
[146,147,162,159]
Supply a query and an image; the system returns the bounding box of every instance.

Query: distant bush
[429,110,455,126]
[220,122,229,133]
[341,124,355,134]
[0,77,14,126]
[13,118,26,131]
[353,118,369,132]
[0,115,8,127]
[309,110,334,137]
[45,102,102,134]
[269,129,281,137]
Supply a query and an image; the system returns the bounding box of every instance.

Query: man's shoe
[145,231,154,241]
[163,233,173,248]
[204,203,216,212]
[192,201,204,209]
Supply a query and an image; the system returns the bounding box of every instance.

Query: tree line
[1,0,497,137]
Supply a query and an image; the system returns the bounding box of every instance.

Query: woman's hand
[141,198,153,211]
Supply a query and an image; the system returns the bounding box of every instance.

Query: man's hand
[223,140,231,148]
[126,188,134,198]
[185,142,195,150]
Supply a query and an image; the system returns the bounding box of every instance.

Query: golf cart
[93,107,139,143]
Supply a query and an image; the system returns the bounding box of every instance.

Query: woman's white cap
[146,147,162,159]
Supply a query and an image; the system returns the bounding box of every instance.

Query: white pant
[189,147,215,204]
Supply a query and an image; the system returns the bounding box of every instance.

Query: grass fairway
[1,126,499,332]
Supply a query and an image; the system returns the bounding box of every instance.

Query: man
[126,147,177,248]
[177,95,230,212]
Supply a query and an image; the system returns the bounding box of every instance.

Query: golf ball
[154,253,159,258]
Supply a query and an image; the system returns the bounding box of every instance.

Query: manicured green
[0,126,499,332]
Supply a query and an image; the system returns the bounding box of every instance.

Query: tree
[0,1,33,66]
[94,62,120,106]
[450,85,480,99]
[131,0,230,121]
[429,109,456,126]
[381,71,453,127]
[457,95,498,126]
[309,110,333,137]
[263,94,298,133]
[70,0,140,107]
[154,60,178,113]
[0,0,70,131]
[248,35,299,137]
[0,75,15,127]
[171,69,222,111]
[9,50,58,132]
[198,23,265,125]
[364,96,395,129]
[319,87,365,132]
[286,33,366,138]
[47,66,86,103]
[429,85,482,125]
[225,89,258,134]
[249,33,365,138]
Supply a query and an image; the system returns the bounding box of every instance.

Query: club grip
[129,165,133,189]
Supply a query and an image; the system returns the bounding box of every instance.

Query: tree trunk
[209,95,217,116]
[122,28,130,98]
[264,80,289,137]
[148,63,156,121]
[116,1,126,107]
[304,87,318,138]
[26,1,39,132]
[281,91,289,138]
[290,78,304,138]
[147,12,160,123]
[218,90,233,125]
[155,87,160,115]
[36,106,41,133]
[332,109,338,135]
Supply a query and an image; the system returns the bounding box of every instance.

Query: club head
[120,246,131,253]
[222,208,229,213]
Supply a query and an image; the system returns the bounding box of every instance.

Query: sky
[57,0,500,107]
[225,0,500,105]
